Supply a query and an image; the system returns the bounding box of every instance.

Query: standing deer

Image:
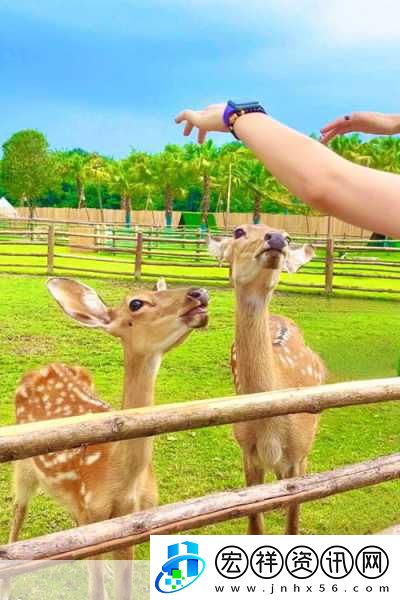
[208,224,326,535]
[1,277,208,600]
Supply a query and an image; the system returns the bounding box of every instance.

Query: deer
[0,277,208,600]
[208,224,326,535]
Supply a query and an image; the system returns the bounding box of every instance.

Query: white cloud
[2,1,400,47]
[262,0,400,46]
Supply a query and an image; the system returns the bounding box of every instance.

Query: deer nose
[265,232,287,250]
[187,288,209,306]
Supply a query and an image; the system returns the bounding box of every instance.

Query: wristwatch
[223,100,267,139]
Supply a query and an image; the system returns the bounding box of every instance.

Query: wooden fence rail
[0,376,399,569]
[0,453,398,573]
[1,221,400,297]
[1,377,400,463]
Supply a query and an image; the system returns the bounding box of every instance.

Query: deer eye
[129,299,144,312]
[234,228,246,239]
[285,235,292,244]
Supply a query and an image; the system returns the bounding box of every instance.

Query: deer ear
[153,277,168,291]
[284,244,315,274]
[207,235,233,265]
[47,278,113,328]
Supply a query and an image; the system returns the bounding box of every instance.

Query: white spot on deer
[17,386,28,399]
[16,406,25,416]
[55,382,64,390]
[80,483,86,496]
[49,471,79,483]
[85,491,93,505]
[48,378,55,385]
[40,367,50,378]
[83,452,102,466]
[306,365,313,376]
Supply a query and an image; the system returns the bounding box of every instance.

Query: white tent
[0,197,17,218]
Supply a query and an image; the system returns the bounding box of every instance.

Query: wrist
[386,114,400,134]
[223,100,267,139]
[233,111,269,139]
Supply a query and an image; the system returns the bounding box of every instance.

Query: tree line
[1,129,400,225]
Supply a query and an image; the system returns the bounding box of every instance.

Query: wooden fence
[15,208,371,238]
[0,220,399,297]
[0,377,399,572]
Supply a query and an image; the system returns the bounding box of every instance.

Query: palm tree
[152,145,188,227]
[55,150,91,210]
[83,154,112,222]
[184,141,220,228]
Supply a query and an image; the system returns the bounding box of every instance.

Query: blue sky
[1,0,400,156]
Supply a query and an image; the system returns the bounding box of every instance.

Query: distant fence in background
[15,207,371,238]
[0,218,399,298]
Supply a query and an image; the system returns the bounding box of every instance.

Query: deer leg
[0,461,38,600]
[87,558,107,600]
[278,460,307,535]
[9,460,38,542]
[243,450,265,535]
[113,546,134,600]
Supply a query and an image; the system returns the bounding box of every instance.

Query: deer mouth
[256,247,284,270]
[179,305,209,328]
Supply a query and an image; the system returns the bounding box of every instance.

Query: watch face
[233,101,261,110]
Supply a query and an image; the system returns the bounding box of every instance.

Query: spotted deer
[1,277,208,600]
[208,224,326,535]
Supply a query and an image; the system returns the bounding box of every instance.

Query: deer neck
[111,348,162,480]
[235,286,278,393]
[122,348,161,410]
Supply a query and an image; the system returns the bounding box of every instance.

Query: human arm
[320,111,400,144]
[175,104,400,237]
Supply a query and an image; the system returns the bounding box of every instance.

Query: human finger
[197,129,207,144]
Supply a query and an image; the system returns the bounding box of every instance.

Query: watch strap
[223,100,267,139]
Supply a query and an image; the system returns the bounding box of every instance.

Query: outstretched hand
[175,104,228,144]
[320,111,397,144]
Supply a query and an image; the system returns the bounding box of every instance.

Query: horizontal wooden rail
[54,253,134,266]
[142,260,221,268]
[279,281,325,289]
[0,241,46,246]
[66,243,136,255]
[139,271,228,282]
[333,271,400,281]
[0,453,398,572]
[54,265,133,277]
[1,378,399,463]
[60,231,136,242]
[335,259,400,267]
[142,236,206,244]
[332,284,400,294]
[335,245,400,252]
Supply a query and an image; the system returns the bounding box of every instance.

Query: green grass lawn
[0,274,399,559]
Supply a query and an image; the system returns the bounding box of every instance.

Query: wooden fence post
[325,237,334,295]
[135,232,143,281]
[47,225,55,275]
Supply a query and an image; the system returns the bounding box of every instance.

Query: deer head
[208,224,314,297]
[47,277,209,356]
